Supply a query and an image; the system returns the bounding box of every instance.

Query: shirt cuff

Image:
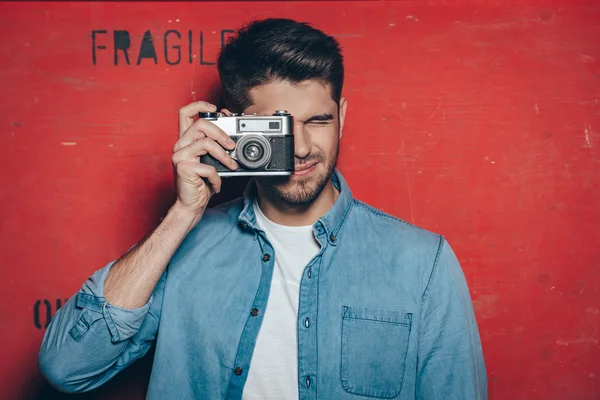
[75,261,153,343]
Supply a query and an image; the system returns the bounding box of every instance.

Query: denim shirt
[39,170,487,399]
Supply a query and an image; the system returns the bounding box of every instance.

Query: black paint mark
[91,30,107,65]
[34,298,69,329]
[221,29,235,48]
[137,30,158,65]
[114,30,131,65]
[165,30,181,66]
[188,30,193,64]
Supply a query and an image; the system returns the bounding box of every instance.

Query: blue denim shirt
[39,170,487,399]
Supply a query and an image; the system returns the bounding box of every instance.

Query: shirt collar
[237,169,354,246]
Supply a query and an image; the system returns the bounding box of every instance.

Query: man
[39,18,487,399]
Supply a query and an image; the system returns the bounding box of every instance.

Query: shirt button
[263,254,271,262]
[305,375,311,388]
[304,317,310,328]
[307,268,312,279]
[330,234,336,241]
[250,308,259,316]
[234,367,243,376]
[241,222,248,229]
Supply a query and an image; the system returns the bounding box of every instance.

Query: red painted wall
[1,1,599,399]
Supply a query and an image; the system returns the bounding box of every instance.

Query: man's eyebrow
[304,113,334,123]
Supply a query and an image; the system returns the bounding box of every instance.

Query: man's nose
[293,123,311,159]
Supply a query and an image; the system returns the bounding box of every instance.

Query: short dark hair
[217,18,344,112]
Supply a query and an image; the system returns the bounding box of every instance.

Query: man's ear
[338,97,348,139]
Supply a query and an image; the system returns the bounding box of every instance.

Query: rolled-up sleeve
[38,261,166,393]
[416,238,488,400]
[73,262,153,342]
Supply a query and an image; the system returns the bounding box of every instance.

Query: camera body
[198,110,295,177]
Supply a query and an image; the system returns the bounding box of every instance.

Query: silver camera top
[198,110,293,137]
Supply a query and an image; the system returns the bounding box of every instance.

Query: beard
[256,141,339,207]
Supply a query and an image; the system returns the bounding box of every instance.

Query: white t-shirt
[242,200,321,400]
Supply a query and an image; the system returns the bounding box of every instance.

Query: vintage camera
[198,110,295,176]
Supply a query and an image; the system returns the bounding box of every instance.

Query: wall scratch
[584,125,592,148]
[405,167,415,224]
[428,98,441,120]
[190,54,197,101]
[556,338,598,346]
[400,138,415,223]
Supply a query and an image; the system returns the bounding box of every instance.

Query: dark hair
[217,18,344,112]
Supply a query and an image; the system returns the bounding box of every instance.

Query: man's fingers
[172,138,239,170]
[176,161,221,194]
[174,128,206,153]
[178,101,218,137]
[178,118,235,151]
[195,164,222,194]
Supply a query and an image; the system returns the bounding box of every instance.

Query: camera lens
[244,144,263,161]
[235,134,272,169]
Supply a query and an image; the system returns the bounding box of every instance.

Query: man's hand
[173,101,239,219]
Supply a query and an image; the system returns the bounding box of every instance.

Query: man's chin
[257,173,327,207]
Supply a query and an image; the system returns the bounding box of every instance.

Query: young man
[39,18,487,400]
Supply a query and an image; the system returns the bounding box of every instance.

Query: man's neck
[255,179,339,227]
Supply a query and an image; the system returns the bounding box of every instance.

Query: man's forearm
[104,202,201,309]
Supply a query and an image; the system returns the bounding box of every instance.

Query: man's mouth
[294,161,318,176]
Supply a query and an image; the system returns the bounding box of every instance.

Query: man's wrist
[168,201,203,233]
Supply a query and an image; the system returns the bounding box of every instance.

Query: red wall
[1,1,599,399]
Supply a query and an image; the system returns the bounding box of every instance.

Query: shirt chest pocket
[340,306,413,399]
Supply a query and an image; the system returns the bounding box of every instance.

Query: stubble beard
[257,141,339,207]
